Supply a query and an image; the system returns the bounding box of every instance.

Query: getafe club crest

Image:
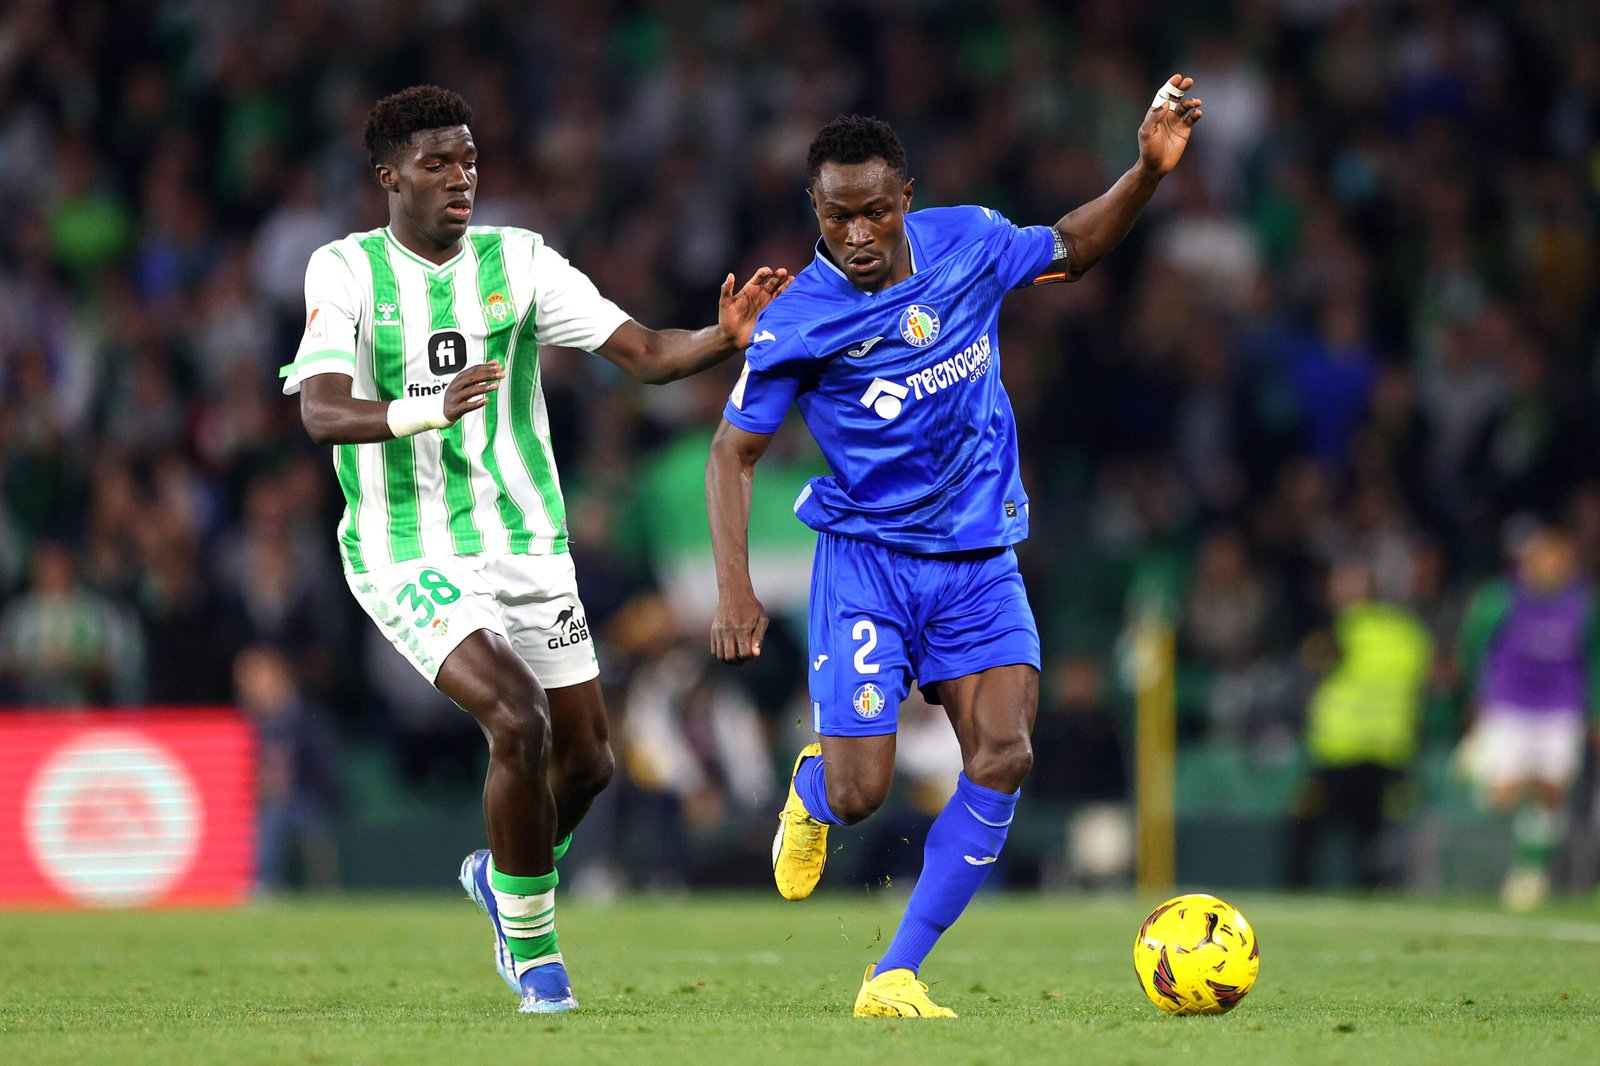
[853,683,887,719]
[899,304,940,347]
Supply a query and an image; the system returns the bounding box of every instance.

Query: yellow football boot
[772,743,828,901]
[853,965,957,1019]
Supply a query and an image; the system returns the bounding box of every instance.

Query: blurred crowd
[3,0,1600,890]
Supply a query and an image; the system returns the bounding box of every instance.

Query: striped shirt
[279,227,629,574]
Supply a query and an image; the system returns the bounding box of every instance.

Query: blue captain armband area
[1024,227,1073,286]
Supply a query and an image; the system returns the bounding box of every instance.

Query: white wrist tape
[386,394,450,438]
[1149,80,1184,112]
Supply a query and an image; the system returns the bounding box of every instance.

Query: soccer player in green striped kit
[280,86,790,1012]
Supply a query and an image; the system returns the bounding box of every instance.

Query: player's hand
[719,267,793,349]
[442,361,503,422]
[711,590,770,665]
[1137,74,1202,177]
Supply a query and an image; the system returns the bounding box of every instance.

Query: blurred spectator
[0,0,1597,891]
[1282,294,1378,469]
[236,644,341,892]
[1181,531,1271,689]
[1456,523,1599,909]
[613,593,776,888]
[1287,558,1433,889]
[0,541,144,705]
[1030,653,1132,889]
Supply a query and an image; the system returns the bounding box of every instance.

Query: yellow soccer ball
[1133,893,1260,1015]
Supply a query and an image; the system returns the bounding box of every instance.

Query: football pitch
[3,892,1597,1066]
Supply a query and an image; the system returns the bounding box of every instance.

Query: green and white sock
[1512,806,1564,873]
[489,859,561,976]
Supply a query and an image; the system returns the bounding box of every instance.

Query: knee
[826,776,889,825]
[564,741,615,800]
[968,735,1033,794]
[481,690,551,769]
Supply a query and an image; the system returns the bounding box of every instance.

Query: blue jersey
[724,206,1057,554]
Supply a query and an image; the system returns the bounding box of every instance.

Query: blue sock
[793,752,846,826]
[877,773,1018,975]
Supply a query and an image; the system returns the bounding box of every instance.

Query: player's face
[809,160,914,293]
[1520,531,1577,591]
[378,125,477,255]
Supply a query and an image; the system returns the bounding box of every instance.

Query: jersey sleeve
[529,241,633,351]
[279,245,361,395]
[980,207,1060,290]
[721,318,809,433]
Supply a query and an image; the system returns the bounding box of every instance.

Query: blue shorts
[807,532,1040,737]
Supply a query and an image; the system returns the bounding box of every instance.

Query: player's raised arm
[297,363,503,446]
[595,267,792,384]
[706,418,776,663]
[1050,74,1202,282]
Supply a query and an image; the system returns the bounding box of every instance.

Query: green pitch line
[1,893,1597,1066]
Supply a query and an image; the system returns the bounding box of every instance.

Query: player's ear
[901,178,914,210]
[375,162,398,193]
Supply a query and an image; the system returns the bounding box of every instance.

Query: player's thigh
[807,534,915,741]
[916,548,1040,699]
[1474,712,1545,800]
[917,547,1041,753]
[1530,715,1586,790]
[936,663,1040,771]
[346,556,507,688]
[544,677,612,772]
[488,552,603,691]
[434,627,547,730]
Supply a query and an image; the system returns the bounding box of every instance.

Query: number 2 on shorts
[397,568,462,627]
[852,618,880,674]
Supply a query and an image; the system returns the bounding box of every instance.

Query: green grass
[3,891,1598,1065]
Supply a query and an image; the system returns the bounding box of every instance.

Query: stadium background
[2,0,1599,903]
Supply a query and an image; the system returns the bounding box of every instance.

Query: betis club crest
[484,291,512,324]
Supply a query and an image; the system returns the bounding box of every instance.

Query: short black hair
[806,114,907,183]
[363,85,473,167]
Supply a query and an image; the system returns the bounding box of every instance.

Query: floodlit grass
[3,891,1598,1065]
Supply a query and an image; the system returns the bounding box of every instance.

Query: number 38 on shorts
[346,553,600,690]
[806,533,1041,738]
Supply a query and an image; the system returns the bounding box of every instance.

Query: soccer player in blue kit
[706,75,1203,1018]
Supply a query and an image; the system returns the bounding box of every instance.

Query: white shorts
[347,553,599,690]
[1468,709,1588,792]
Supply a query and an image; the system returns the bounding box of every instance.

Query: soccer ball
[1133,893,1260,1015]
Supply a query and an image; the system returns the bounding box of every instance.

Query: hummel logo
[751,329,776,344]
[812,654,829,670]
[845,335,885,358]
[963,855,998,866]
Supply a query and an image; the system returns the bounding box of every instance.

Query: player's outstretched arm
[1052,74,1202,282]
[596,268,792,385]
[706,419,775,664]
[298,364,502,445]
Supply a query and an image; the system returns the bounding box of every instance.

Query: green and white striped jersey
[279,226,630,574]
